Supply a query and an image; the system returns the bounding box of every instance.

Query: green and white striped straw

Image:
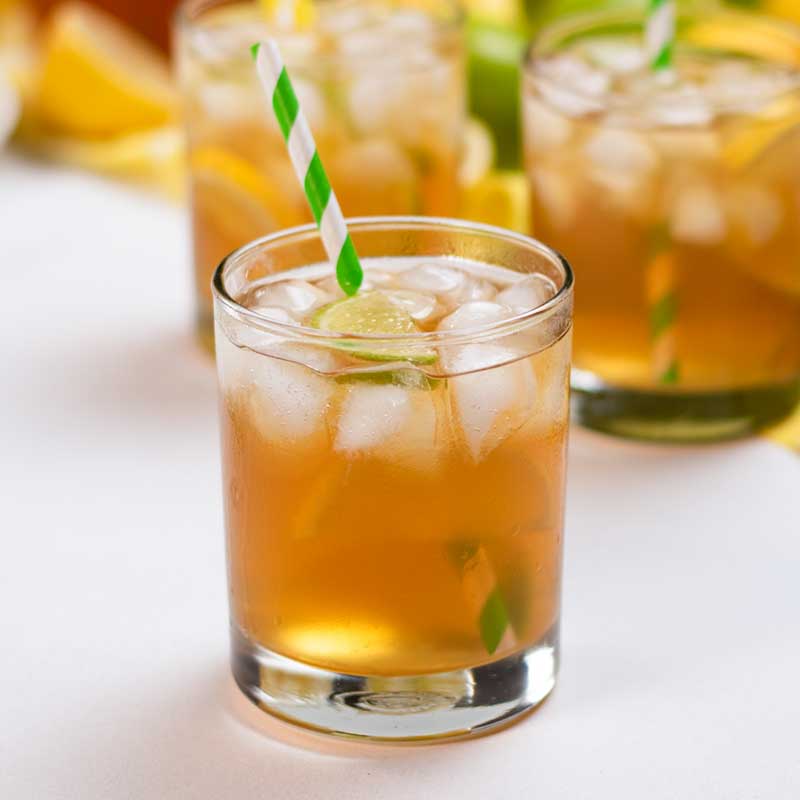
[251,39,363,296]
[645,0,675,72]
[644,2,679,384]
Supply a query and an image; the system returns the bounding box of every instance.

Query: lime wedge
[311,292,437,365]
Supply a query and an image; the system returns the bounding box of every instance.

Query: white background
[2,156,799,798]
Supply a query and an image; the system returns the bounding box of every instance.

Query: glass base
[231,626,558,742]
[572,368,800,443]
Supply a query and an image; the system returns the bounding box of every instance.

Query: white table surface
[2,154,799,799]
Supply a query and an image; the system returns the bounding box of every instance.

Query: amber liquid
[219,335,569,677]
[523,51,800,396]
[179,3,464,349]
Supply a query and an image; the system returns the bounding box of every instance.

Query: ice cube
[396,263,465,294]
[437,301,513,332]
[645,85,713,127]
[530,167,578,231]
[727,185,783,247]
[249,306,295,324]
[496,275,557,313]
[581,39,646,74]
[292,78,329,132]
[242,344,339,446]
[705,60,794,114]
[536,54,610,117]
[669,183,727,245]
[523,97,572,152]
[385,289,440,323]
[252,280,331,317]
[329,139,418,215]
[445,345,537,461]
[335,383,411,453]
[451,278,497,305]
[584,127,659,175]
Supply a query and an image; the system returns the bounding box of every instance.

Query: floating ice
[644,85,713,127]
[581,39,646,74]
[584,127,659,175]
[329,139,418,214]
[252,280,331,317]
[531,167,578,231]
[669,183,727,245]
[396,263,464,294]
[536,54,610,116]
[445,344,536,460]
[335,383,411,453]
[523,97,572,152]
[437,301,512,332]
[251,346,336,440]
[728,185,783,247]
[385,289,440,323]
[496,275,557,313]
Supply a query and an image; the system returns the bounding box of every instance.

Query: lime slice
[312,292,437,365]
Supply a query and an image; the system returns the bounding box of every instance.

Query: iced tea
[523,9,800,440]
[176,0,465,350]
[213,218,573,740]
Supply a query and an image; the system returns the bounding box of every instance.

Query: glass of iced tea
[523,7,800,441]
[213,216,573,741]
[176,0,465,352]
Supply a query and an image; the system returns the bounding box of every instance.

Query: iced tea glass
[213,217,573,741]
[523,8,800,441]
[176,0,465,352]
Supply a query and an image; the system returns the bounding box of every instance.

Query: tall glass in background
[176,0,465,350]
[523,7,800,441]
[213,217,573,740]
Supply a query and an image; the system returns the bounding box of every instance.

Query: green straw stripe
[652,43,673,71]
[650,294,677,338]
[335,235,362,296]
[661,361,680,385]
[479,587,509,656]
[272,68,299,142]
[253,38,363,296]
[303,152,332,225]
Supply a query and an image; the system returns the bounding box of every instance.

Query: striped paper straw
[251,39,363,296]
[646,231,679,385]
[645,0,675,72]
[644,2,679,385]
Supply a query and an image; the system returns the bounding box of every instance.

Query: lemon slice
[459,117,495,188]
[685,15,800,67]
[461,170,530,234]
[20,125,185,197]
[312,292,437,364]
[34,2,176,138]
[722,97,800,171]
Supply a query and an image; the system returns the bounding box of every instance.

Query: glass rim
[175,0,465,73]
[212,215,574,348]
[523,6,800,120]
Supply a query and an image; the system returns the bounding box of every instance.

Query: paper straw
[646,233,680,385]
[644,3,679,384]
[646,0,675,71]
[251,39,363,295]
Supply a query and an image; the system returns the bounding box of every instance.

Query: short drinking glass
[523,7,800,441]
[213,217,573,741]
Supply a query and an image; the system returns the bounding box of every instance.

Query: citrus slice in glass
[312,292,437,365]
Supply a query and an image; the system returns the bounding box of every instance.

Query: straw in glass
[644,1,680,384]
[251,39,363,295]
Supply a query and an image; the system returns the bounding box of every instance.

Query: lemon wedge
[461,170,530,234]
[34,2,176,138]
